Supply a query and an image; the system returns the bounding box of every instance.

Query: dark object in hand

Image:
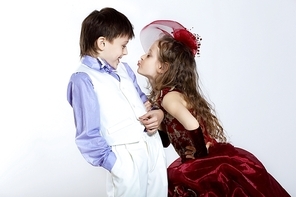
[158,130,170,148]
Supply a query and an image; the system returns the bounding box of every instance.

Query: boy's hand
[139,109,164,135]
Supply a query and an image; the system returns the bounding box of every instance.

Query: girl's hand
[185,146,196,159]
[139,109,164,135]
[185,142,212,159]
[144,101,152,112]
[206,142,213,153]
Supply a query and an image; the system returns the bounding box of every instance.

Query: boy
[66,8,167,197]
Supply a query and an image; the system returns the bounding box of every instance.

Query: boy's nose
[123,48,128,55]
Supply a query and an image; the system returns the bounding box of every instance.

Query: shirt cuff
[102,151,117,172]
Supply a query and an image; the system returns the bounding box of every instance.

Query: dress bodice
[157,87,208,162]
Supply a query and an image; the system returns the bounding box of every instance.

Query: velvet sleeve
[189,127,208,158]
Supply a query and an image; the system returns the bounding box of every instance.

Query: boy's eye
[122,45,126,49]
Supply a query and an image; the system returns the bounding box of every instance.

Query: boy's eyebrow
[123,40,129,44]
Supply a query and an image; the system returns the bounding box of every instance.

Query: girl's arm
[162,91,208,158]
[161,91,199,130]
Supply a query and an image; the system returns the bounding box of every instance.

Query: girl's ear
[96,37,106,50]
[159,62,169,73]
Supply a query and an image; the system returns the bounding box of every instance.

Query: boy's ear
[96,37,106,50]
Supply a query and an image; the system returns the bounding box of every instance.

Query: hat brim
[140,20,186,53]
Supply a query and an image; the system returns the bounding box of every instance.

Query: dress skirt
[167,143,290,197]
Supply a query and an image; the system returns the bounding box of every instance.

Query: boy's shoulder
[70,71,91,83]
[120,62,136,76]
[121,61,129,67]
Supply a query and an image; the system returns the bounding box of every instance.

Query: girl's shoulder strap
[159,87,181,99]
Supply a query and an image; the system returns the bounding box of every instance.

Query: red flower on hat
[173,28,201,55]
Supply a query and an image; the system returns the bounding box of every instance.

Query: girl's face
[137,40,162,81]
[98,35,129,69]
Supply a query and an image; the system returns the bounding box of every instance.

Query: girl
[137,20,290,197]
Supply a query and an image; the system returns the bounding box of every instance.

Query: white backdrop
[0,0,295,196]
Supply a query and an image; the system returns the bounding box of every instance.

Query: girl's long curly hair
[150,35,227,142]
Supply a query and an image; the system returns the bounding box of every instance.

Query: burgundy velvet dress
[158,88,290,197]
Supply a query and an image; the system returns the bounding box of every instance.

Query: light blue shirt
[67,55,148,171]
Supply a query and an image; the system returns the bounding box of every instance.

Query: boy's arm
[67,72,116,172]
[122,62,148,103]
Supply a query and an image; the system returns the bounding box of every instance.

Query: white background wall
[0,0,295,196]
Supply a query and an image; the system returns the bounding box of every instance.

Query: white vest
[77,63,147,145]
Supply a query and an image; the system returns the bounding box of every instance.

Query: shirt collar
[81,55,116,73]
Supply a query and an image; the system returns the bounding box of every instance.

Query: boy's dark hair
[79,7,134,58]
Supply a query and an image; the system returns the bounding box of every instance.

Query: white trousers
[106,132,168,197]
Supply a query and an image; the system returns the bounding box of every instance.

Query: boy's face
[137,40,162,80]
[99,36,129,69]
